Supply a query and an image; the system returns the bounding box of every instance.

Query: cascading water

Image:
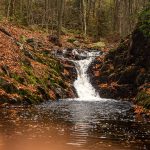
[57,49,109,101]
[73,51,102,101]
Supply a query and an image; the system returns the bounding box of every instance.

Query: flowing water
[0,50,149,150]
[73,51,100,100]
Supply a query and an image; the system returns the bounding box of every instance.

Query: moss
[34,53,61,75]
[139,5,150,38]
[109,49,116,53]
[18,88,43,104]
[0,78,18,94]
[21,65,38,85]
[18,88,29,96]
[20,35,27,44]
[11,73,25,84]
[136,91,150,109]
[67,38,76,43]
[0,72,5,77]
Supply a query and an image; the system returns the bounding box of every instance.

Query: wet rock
[55,88,62,99]
[57,49,63,55]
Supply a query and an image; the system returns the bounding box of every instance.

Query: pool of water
[0,99,149,150]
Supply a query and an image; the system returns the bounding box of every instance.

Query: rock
[26,38,35,43]
[91,41,106,49]
[118,66,139,84]
[0,78,18,94]
[108,73,118,81]
[48,35,62,46]
[105,50,116,60]
[1,65,11,77]
[26,38,38,48]
[22,58,32,67]
[98,84,116,99]
[37,86,50,100]
[57,49,63,55]
[0,94,9,103]
[73,40,80,47]
[23,48,37,60]
[100,63,110,72]
[55,88,62,99]
[136,90,150,109]
[49,90,56,100]
[99,83,136,99]
[136,73,147,86]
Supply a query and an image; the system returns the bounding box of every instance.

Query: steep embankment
[0,22,77,106]
[88,7,150,109]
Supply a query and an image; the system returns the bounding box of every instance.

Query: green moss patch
[139,5,150,38]
[136,91,150,109]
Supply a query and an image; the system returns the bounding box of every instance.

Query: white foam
[73,51,103,101]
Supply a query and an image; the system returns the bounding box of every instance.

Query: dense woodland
[0,0,149,40]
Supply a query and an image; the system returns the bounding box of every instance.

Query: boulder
[118,66,139,84]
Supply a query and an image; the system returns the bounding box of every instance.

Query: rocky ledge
[88,7,150,109]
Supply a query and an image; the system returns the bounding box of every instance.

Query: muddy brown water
[0,100,149,150]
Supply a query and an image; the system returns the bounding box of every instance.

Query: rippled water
[0,100,149,150]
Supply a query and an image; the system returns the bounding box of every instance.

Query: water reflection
[0,100,149,150]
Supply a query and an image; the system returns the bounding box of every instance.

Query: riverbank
[0,18,149,112]
[0,21,82,106]
[88,9,150,110]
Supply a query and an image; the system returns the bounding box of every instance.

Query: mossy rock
[136,91,150,109]
[67,38,76,43]
[0,78,18,94]
[22,65,39,85]
[91,41,106,49]
[11,73,25,84]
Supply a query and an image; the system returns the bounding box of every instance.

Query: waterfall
[73,51,102,101]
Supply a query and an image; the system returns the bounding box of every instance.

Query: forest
[0,0,149,39]
[0,0,150,150]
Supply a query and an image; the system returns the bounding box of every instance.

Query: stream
[0,50,149,150]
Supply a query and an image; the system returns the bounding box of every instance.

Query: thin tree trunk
[57,0,64,40]
[82,0,87,37]
[6,0,12,18]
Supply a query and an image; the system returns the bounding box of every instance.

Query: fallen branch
[0,27,12,37]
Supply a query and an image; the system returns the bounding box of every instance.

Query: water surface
[0,100,149,150]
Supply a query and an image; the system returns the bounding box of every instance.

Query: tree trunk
[57,0,64,40]
[82,0,87,37]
